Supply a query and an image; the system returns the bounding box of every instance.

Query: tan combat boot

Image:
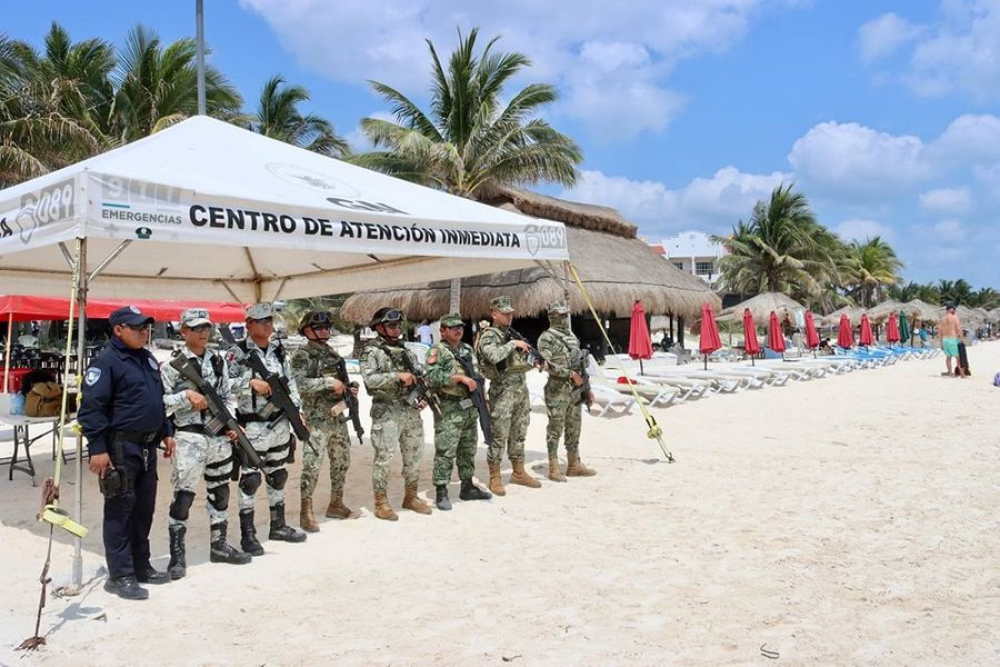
[548,456,567,482]
[374,491,398,521]
[488,462,506,497]
[566,452,597,477]
[401,483,432,515]
[509,459,542,488]
[325,489,353,519]
[299,497,320,533]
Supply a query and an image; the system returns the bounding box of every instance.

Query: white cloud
[834,218,894,242]
[857,13,923,63]
[787,121,929,198]
[240,0,774,137]
[929,114,1000,166]
[932,218,968,242]
[560,166,787,233]
[919,187,972,214]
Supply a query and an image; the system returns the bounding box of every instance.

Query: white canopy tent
[0,116,569,589]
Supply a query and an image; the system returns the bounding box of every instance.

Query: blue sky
[4,0,999,287]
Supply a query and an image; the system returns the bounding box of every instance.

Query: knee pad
[267,468,288,490]
[207,484,230,512]
[238,471,262,496]
[169,490,196,521]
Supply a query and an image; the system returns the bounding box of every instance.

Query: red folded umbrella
[742,308,761,356]
[837,313,854,348]
[698,302,722,370]
[886,312,900,343]
[628,300,654,360]
[804,311,820,349]
[767,311,786,353]
[859,313,874,346]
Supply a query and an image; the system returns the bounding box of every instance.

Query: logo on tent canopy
[265,162,362,198]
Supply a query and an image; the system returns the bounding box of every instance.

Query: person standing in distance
[79,306,176,600]
[161,308,251,579]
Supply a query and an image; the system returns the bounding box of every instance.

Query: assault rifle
[570,349,594,410]
[397,348,441,416]
[454,352,493,447]
[168,355,265,475]
[237,347,314,459]
[508,327,547,370]
[334,356,365,445]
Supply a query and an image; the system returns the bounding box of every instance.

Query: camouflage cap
[180,307,212,328]
[440,313,464,327]
[490,296,515,313]
[245,302,273,320]
[548,300,570,315]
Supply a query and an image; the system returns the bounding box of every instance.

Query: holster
[98,438,132,498]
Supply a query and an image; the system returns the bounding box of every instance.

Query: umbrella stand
[703,353,708,371]
[639,358,644,375]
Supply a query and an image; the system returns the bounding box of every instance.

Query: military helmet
[298,309,334,334]
[370,307,405,328]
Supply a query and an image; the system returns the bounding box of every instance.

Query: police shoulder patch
[85,367,102,386]
[148,357,159,370]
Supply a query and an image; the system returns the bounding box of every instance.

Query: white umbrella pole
[72,239,88,589]
[3,312,12,393]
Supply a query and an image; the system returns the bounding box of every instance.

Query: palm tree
[248,75,347,156]
[842,236,903,307]
[355,28,582,198]
[713,184,843,299]
[971,286,999,309]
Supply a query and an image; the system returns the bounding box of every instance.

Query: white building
[649,231,726,285]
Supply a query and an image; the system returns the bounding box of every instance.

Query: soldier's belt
[175,424,214,436]
[236,412,285,427]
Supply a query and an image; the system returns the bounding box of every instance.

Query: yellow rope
[567,263,674,462]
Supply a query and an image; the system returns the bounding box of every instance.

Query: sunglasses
[310,324,332,331]
[122,323,149,332]
[444,324,465,330]
[188,324,213,333]
[383,322,403,330]
[250,317,274,325]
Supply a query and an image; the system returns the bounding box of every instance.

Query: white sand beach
[2,343,999,666]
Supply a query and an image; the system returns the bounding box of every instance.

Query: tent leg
[449,278,461,313]
[72,239,88,590]
[3,312,12,393]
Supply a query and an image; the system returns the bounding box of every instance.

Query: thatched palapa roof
[717,292,804,323]
[340,187,718,324]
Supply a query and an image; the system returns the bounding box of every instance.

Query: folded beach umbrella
[804,310,820,349]
[767,310,787,354]
[886,311,901,344]
[837,313,854,349]
[628,300,654,374]
[859,313,874,347]
[698,302,722,370]
[742,308,761,366]
[898,310,911,344]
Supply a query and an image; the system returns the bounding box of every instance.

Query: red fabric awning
[804,311,820,349]
[0,295,247,323]
[742,308,761,355]
[767,311,786,352]
[628,301,654,360]
[0,295,75,322]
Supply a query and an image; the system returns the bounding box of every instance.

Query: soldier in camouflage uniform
[537,301,597,481]
[289,310,357,532]
[359,307,432,521]
[425,313,492,510]
[476,296,542,495]
[229,302,307,554]
[161,309,251,580]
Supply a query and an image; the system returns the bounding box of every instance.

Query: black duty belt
[236,412,284,426]
[111,429,161,446]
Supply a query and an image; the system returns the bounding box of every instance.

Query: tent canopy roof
[0,116,568,302]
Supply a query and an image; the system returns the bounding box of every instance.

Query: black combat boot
[210,521,252,565]
[460,478,493,501]
[104,575,148,601]
[435,485,452,511]
[167,523,187,580]
[239,509,264,556]
[268,503,307,542]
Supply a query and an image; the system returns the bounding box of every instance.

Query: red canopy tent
[886,312,901,344]
[742,308,761,366]
[698,302,722,370]
[767,311,787,356]
[628,300,654,374]
[837,313,854,349]
[859,313,874,347]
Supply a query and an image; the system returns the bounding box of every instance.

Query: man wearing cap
[359,307,432,520]
[537,301,597,481]
[228,302,307,554]
[290,310,357,531]
[425,313,493,510]
[476,296,542,495]
[160,309,251,579]
[79,306,176,600]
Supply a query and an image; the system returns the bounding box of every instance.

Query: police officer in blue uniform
[79,306,177,600]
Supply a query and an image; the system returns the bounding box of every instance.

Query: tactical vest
[433,343,472,399]
[477,326,531,380]
[364,339,414,401]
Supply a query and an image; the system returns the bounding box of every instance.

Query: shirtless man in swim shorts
[939,304,965,377]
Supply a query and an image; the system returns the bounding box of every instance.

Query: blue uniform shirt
[78,337,173,456]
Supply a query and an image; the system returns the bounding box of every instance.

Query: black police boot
[210,521,253,565]
[460,478,493,501]
[104,575,149,601]
[435,485,452,511]
[136,563,170,585]
[268,503,307,543]
[167,524,187,580]
[239,509,265,556]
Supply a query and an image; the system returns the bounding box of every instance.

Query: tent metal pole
[196,0,206,116]
[449,278,461,313]
[3,312,12,393]
[220,281,242,303]
[562,260,572,328]
[72,238,88,589]
[89,240,132,281]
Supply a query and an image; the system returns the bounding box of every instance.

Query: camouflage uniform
[477,320,532,466]
[359,336,425,494]
[289,341,352,502]
[426,336,479,487]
